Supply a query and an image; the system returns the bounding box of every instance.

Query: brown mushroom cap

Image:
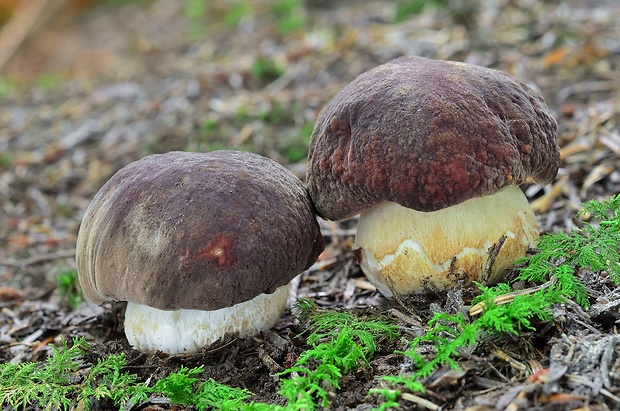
[307,56,560,221]
[77,150,324,311]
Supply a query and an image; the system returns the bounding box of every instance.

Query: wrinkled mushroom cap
[77,150,324,311]
[307,56,559,220]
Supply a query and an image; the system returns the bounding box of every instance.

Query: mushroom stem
[355,186,539,297]
[124,284,291,354]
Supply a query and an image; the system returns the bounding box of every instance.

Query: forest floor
[1,0,619,410]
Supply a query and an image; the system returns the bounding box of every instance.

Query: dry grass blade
[565,374,620,404]
[530,177,569,213]
[557,80,620,102]
[0,249,76,268]
[400,392,440,410]
[491,349,527,372]
[581,162,615,194]
[527,359,544,376]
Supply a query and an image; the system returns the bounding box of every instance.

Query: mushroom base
[124,284,291,354]
[355,186,539,297]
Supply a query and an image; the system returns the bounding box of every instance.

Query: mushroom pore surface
[307,56,560,220]
[76,150,324,312]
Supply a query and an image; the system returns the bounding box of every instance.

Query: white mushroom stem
[124,284,291,354]
[355,186,539,297]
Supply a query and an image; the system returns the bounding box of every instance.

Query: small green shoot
[282,122,313,163]
[0,78,17,99]
[223,0,252,28]
[200,115,219,137]
[0,152,12,166]
[184,0,208,37]
[251,57,285,82]
[184,0,207,19]
[36,73,65,90]
[394,0,448,22]
[271,0,305,34]
[57,268,84,309]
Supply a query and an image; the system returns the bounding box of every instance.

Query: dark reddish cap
[307,56,559,220]
[77,150,324,311]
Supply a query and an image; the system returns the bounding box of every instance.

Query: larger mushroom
[77,150,324,354]
[307,56,559,297]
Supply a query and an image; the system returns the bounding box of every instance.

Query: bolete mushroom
[307,56,559,298]
[77,150,324,354]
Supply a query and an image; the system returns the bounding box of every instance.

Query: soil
[1,1,620,410]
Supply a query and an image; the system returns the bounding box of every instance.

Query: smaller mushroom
[77,150,324,354]
[307,56,559,297]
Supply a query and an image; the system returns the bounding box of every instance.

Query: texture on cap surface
[307,56,560,220]
[77,150,324,311]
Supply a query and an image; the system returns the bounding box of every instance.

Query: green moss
[57,269,84,309]
[278,299,399,410]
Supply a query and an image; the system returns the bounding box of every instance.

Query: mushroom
[77,150,324,354]
[307,56,559,298]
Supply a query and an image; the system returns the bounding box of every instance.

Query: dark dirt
[1,0,620,410]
